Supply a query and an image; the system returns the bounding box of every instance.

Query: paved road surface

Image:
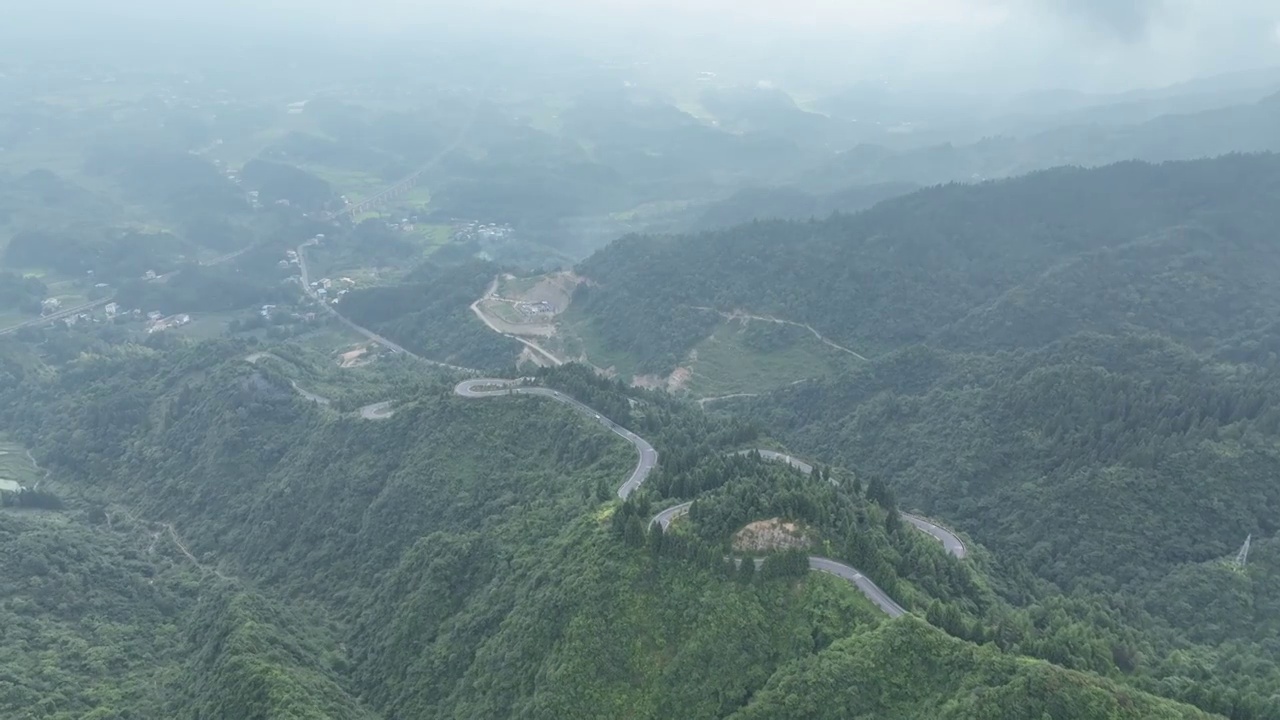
[651,502,693,530]
[468,277,565,367]
[455,379,968,617]
[295,239,480,375]
[246,352,399,420]
[290,381,331,406]
[455,379,658,499]
[808,557,907,617]
[359,401,396,420]
[735,449,814,474]
[0,299,113,337]
[740,449,967,560]
[901,514,968,559]
[0,243,264,337]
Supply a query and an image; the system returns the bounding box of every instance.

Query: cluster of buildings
[309,276,356,305]
[277,249,301,270]
[261,304,318,324]
[515,301,557,317]
[453,221,514,243]
[146,313,192,334]
[43,301,190,333]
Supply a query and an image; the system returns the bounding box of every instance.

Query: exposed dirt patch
[632,366,693,393]
[732,518,810,553]
[338,345,371,368]
[666,366,692,392]
[483,271,585,338]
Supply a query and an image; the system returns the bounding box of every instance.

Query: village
[38,296,193,334]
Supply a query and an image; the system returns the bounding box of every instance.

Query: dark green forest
[7,89,1280,718]
[0,335,1229,718]
[533,151,1280,717]
[573,153,1280,374]
[340,259,523,371]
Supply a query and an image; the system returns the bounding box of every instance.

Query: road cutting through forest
[454,378,967,618]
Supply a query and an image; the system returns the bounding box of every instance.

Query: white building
[104,302,120,318]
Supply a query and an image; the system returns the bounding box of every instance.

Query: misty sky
[9,0,1280,94]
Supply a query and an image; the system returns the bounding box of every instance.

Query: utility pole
[1233,534,1252,569]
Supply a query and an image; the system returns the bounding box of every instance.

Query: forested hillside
[554,150,1280,716]
[340,259,524,371]
[0,338,1231,718]
[572,153,1280,374]
[807,91,1280,190]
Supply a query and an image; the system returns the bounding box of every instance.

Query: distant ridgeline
[571,153,1280,375]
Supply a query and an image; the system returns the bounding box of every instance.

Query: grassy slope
[687,320,858,397]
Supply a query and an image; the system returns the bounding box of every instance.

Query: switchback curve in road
[455,379,657,499]
[246,352,396,420]
[454,379,968,617]
[734,449,968,560]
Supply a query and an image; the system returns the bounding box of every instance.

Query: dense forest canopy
[9,39,1280,720]
[572,153,1280,374]
[0,339,1244,718]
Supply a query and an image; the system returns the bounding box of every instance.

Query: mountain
[685,181,918,232]
[570,153,1280,375]
[808,93,1280,190]
[813,67,1280,147]
[549,150,1280,716]
[0,337,1242,718]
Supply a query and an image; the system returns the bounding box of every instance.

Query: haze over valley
[2,2,1280,718]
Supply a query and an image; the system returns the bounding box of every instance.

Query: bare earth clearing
[733,518,811,553]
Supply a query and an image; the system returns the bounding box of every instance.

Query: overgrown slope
[0,339,1228,718]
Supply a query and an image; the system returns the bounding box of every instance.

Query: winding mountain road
[734,449,968,560]
[246,351,396,420]
[455,379,657,499]
[454,378,968,618]
[295,239,480,375]
[468,277,566,367]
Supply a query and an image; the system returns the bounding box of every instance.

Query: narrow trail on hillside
[25,449,48,491]
[454,378,967,619]
[689,306,871,361]
[164,523,231,582]
[698,393,760,407]
[295,240,480,375]
[122,506,232,582]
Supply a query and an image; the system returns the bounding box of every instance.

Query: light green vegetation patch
[483,301,528,325]
[610,198,693,222]
[496,274,541,298]
[0,439,43,490]
[398,187,433,206]
[299,165,388,202]
[169,311,245,341]
[404,224,452,260]
[242,342,433,413]
[559,313,641,378]
[686,320,858,398]
[0,312,29,327]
